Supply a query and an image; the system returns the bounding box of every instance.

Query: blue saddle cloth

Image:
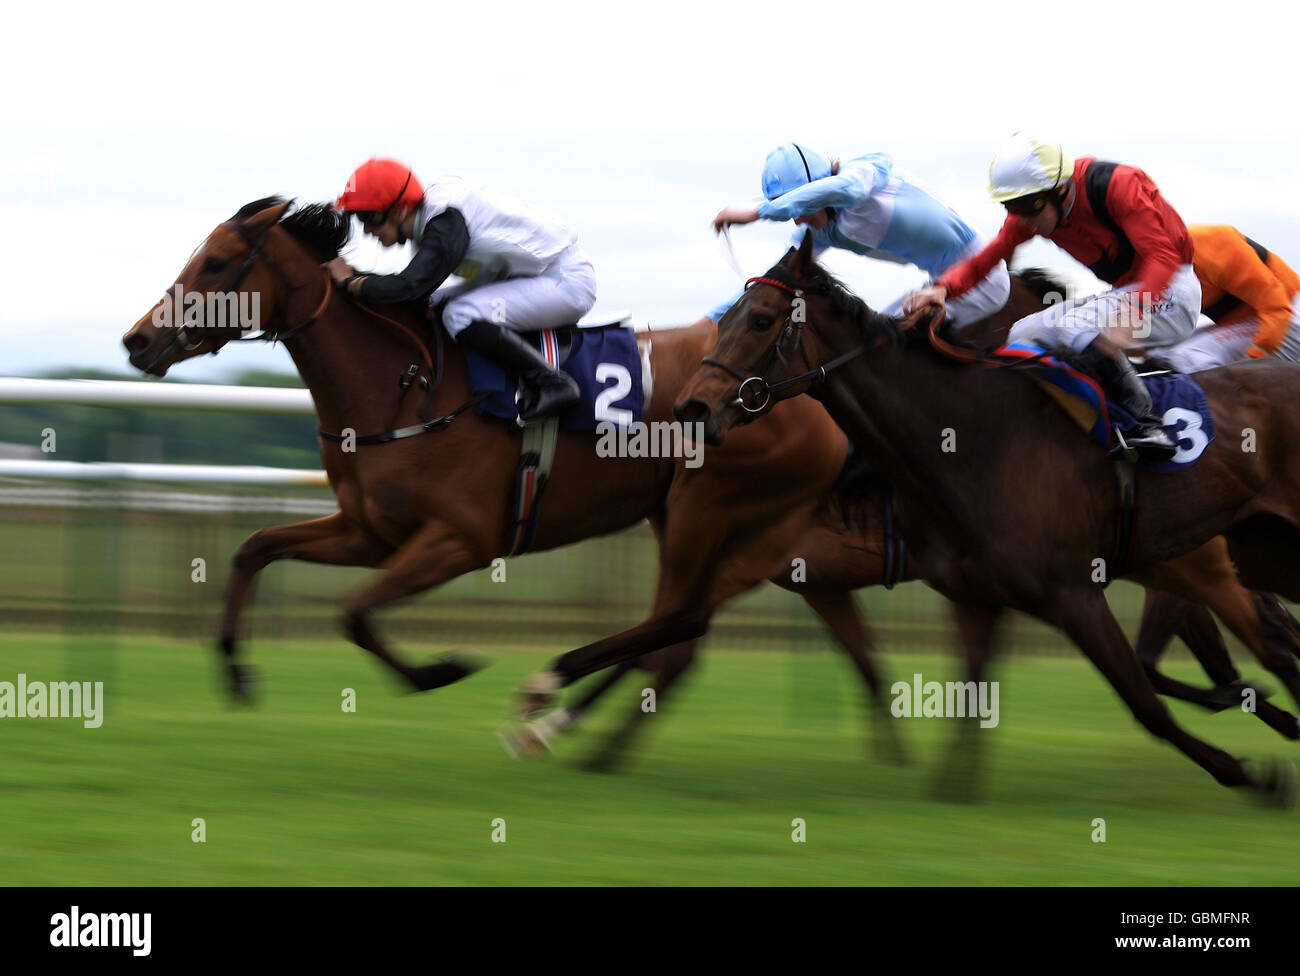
[995,342,1216,472]
[463,325,645,431]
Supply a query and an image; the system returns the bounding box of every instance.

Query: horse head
[675,232,895,445]
[122,197,347,375]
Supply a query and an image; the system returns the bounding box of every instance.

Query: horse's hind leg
[218,512,392,701]
[1139,538,1300,737]
[1136,591,1246,710]
[1046,587,1291,802]
[341,521,490,691]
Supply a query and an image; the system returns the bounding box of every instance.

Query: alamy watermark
[890,673,999,728]
[50,907,150,956]
[0,674,104,728]
[151,284,260,331]
[595,421,705,468]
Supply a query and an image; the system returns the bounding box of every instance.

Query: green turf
[0,632,1296,885]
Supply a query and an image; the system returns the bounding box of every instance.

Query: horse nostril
[124,332,149,354]
[673,399,711,426]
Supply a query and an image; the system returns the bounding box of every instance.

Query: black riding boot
[1074,336,1177,461]
[457,321,580,422]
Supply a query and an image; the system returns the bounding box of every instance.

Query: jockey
[1155,225,1300,373]
[907,134,1200,461]
[711,142,1011,328]
[330,158,596,422]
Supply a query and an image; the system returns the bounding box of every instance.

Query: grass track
[1,633,1296,885]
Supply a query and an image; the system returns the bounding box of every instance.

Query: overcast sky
[3,0,1298,381]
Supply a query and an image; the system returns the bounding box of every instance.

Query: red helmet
[335,158,424,213]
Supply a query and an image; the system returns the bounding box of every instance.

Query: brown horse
[670,235,1300,802]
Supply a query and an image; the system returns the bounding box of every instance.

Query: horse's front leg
[1136,539,1300,738]
[516,500,726,716]
[217,512,393,701]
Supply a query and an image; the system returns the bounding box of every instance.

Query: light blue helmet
[761,143,833,201]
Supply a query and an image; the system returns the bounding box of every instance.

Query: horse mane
[771,260,910,347]
[1014,266,1071,305]
[790,261,1072,354]
[229,195,353,262]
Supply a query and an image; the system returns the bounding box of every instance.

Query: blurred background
[4,0,1298,887]
[0,367,1159,656]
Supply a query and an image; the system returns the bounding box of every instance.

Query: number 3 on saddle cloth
[995,341,1216,472]
[462,322,646,555]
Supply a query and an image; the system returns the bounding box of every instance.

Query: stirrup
[1110,425,1176,462]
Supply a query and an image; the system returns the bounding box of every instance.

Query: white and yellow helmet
[988,133,1074,203]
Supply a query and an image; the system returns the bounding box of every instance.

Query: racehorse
[667,235,1300,802]
[120,200,1297,778]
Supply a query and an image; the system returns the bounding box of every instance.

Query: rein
[161,213,484,446]
[313,299,487,446]
[704,270,1056,414]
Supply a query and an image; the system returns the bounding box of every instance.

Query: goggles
[1003,191,1053,217]
[354,210,387,229]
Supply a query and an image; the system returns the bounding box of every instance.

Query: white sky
[3,0,1299,380]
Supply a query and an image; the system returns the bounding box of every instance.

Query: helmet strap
[376,168,415,226]
[792,144,813,183]
[1055,181,1074,220]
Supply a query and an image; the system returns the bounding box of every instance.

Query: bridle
[701,273,870,414]
[142,216,334,375]
[145,210,486,446]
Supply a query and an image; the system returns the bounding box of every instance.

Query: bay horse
[668,234,1300,802]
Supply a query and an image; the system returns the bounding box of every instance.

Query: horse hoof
[580,752,622,775]
[1250,758,1298,809]
[1208,680,1274,712]
[226,664,259,705]
[515,670,561,720]
[409,654,487,692]
[495,722,552,760]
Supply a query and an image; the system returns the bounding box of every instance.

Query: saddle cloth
[994,342,1216,472]
[463,323,645,430]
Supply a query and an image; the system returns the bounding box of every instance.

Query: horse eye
[202,257,228,275]
[750,314,775,332]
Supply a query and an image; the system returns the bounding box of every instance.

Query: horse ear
[242,201,292,234]
[795,227,815,273]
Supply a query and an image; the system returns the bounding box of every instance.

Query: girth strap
[1108,458,1138,586]
[506,416,561,556]
[317,393,488,446]
[882,490,908,590]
